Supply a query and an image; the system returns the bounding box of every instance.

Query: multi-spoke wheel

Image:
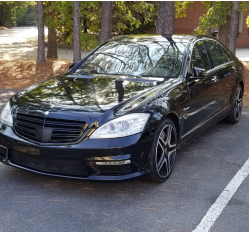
[148,118,177,183]
[223,84,243,124]
[234,86,243,121]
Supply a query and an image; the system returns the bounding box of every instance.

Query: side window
[205,41,230,67]
[189,41,210,76]
[191,41,210,70]
[221,47,232,63]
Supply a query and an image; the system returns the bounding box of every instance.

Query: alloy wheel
[234,86,243,121]
[155,124,177,178]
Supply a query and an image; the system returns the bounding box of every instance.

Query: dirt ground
[0,60,249,108]
[0,59,71,89]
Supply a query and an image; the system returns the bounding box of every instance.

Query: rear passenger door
[204,40,236,110]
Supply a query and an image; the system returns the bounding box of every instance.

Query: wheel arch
[165,112,180,142]
[239,81,244,95]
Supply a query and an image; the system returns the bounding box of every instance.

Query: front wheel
[147,118,177,183]
[224,84,243,124]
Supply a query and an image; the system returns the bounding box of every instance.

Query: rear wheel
[147,118,177,183]
[224,84,243,124]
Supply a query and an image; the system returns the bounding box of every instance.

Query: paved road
[0,89,249,232]
[0,27,249,61]
[0,26,88,61]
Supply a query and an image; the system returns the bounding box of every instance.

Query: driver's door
[182,41,219,136]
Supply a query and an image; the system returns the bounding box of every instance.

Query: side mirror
[193,67,206,78]
[69,62,77,70]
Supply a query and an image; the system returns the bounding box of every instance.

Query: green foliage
[0,1,35,27]
[66,32,99,51]
[195,1,232,35]
[43,1,158,49]
[195,1,249,35]
[247,15,249,27]
[175,1,193,18]
[16,4,37,26]
[113,1,157,34]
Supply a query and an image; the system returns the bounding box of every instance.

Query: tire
[223,84,243,124]
[147,118,177,183]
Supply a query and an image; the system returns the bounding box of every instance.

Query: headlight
[90,113,150,139]
[0,101,13,127]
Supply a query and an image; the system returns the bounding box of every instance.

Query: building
[150,2,249,48]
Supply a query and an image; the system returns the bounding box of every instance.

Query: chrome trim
[183,100,217,119]
[96,160,131,165]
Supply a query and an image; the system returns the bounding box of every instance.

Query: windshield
[74,39,187,78]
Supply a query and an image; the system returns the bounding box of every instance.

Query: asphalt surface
[0,89,249,232]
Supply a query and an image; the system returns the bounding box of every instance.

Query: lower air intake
[97,164,132,175]
[0,145,7,159]
[9,149,89,177]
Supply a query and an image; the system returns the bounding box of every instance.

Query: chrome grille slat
[15,112,86,143]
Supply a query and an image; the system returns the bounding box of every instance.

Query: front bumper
[0,123,153,180]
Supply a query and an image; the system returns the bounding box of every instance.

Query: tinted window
[75,39,187,78]
[190,41,210,70]
[221,47,232,63]
[205,41,230,67]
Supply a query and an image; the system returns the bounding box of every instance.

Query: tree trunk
[99,1,112,45]
[47,3,58,59]
[229,1,239,54]
[36,1,45,63]
[156,1,175,35]
[205,28,212,37]
[73,1,81,63]
[0,2,4,26]
[218,15,231,48]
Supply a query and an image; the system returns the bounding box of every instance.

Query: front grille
[97,164,132,175]
[15,112,86,143]
[9,149,90,177]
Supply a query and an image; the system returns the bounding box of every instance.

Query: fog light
[95,160,131,165]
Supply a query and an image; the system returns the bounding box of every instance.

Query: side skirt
[177,106,231,150]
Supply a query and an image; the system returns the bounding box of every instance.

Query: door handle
[212,76,218,83]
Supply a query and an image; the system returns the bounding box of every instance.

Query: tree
[99,1,112,45]
[36,1,45,63]
[73,1,81,63]
[0,1,33,27]
[16,4,37,26]
[0,2,4,26]
[46,2,58,59]
[229,1,240,54]
[156,1,175,35]
[195,1,249,48]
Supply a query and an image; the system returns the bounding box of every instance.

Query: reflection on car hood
[13,73,171,113]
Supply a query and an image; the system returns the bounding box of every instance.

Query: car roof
[109,34,204,44]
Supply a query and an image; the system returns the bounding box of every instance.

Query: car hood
[11,73,175,124]
[13,73,168,110]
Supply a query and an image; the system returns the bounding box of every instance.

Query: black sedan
[0,35,244,182]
